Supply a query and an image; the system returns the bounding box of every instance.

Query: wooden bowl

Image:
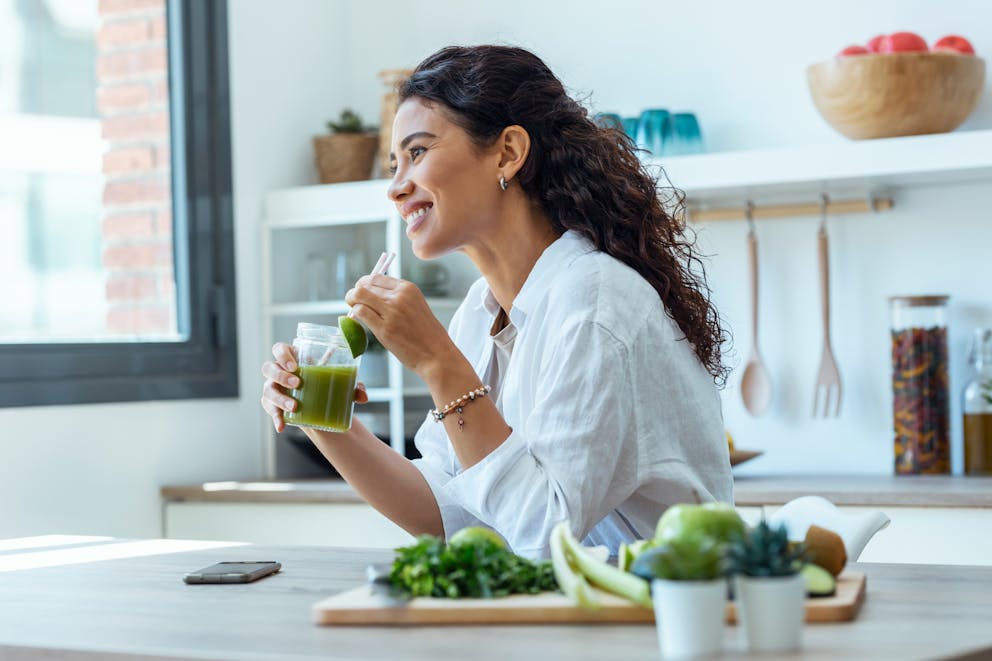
[806,53,986,139]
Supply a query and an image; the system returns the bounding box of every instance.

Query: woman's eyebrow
[389,131,438,160]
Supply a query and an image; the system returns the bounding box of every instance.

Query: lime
[448,526,507,549]
[338,316,368,358]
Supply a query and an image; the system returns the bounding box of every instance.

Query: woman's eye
[388,164,397,176]
[409,146,426,160]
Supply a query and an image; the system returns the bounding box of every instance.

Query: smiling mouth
[405,205,432,235]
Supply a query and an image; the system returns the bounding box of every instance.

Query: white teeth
[405,206,430,223]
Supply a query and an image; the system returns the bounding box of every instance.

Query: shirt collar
[473,230,596,326]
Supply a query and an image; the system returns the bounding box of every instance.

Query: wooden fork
[813,218,842,418]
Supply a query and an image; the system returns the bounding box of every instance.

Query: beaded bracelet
[430,385,491,431]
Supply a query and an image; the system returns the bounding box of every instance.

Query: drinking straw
[316,251,396,366]
[347,251,396,319]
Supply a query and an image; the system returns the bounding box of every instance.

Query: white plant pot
[651,578,725,658]
[733,573,805,652]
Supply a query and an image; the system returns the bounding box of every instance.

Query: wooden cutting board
[313,571,865,626]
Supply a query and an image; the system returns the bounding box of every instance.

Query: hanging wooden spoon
[740,203,772,416]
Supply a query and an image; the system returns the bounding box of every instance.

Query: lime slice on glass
[337,315,368,358]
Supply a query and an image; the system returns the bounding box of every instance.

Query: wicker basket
[312,132,378,184]
[377,69,414,175]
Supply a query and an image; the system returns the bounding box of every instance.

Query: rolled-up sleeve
[433,320,639,558]
[411,451,486,538]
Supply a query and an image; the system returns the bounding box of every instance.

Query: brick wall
[97,0,174,336]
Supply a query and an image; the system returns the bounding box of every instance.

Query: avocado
[801,563,837,597]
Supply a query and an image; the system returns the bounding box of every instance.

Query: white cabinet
[261,180,474,478]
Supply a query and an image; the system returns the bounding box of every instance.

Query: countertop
[1,536,990,660]
[161,475,992,508]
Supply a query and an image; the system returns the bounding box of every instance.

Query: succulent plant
[723,520,806,578]
[630,535,724,581]
[327,108,366,134]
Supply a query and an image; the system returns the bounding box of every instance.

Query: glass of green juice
[284,322,360,432]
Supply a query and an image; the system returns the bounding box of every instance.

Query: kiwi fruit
[803,525,847,576]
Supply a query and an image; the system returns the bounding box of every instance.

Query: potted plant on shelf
[312,109,378,184]
[724,519,807,652]
[630,535,727,658]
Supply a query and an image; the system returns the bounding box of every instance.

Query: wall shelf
[264,179,392,228]
[651,129,992,209]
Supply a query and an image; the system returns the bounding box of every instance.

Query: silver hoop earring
[499,175,509,191]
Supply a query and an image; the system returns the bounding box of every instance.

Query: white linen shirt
[412,230,732,559]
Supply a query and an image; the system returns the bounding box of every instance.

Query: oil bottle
[963,328,992,476]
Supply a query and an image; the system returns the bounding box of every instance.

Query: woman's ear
[495,124,530,181]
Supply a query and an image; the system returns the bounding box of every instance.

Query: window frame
[0,0,238,407]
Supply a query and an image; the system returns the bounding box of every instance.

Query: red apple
[838,45,870,57]
[933,35,975,55]
[866,34,887,53]
[879,31,929,53]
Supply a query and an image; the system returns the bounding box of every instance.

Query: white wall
[4,0,991,541]
[0,0,348,539]
[331,0,992,476]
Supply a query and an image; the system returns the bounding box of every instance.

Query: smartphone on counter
[183,561,281,584]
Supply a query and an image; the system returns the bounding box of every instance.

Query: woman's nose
[388,175,413,202]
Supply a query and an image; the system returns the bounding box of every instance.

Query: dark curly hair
[399,45,729,384]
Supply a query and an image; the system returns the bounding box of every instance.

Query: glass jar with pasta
[889,295,951,475]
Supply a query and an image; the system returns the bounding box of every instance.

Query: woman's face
[387,98,501,260]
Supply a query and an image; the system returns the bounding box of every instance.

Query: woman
[261,45,732,559]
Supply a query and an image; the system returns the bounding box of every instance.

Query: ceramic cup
[409,262,450,297]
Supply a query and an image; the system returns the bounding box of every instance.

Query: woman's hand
[260,342,368,433]
[346,274,457,379]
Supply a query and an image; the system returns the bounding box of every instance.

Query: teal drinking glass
[621,116,639,141]
[635,108,670,155]
[663,112,704,156]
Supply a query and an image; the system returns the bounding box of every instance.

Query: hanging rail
[687,194,894,222]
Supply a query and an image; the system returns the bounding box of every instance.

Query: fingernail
[285,399,295,410]
[289,377,299,387]
[287,361,296,371]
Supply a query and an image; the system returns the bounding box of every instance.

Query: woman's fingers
[367,273,400,290]
[345,288,385,321]
[348,303,383,331]
[262,344,300,433]
[262,379,297,413]
[261,360,300,390]
[271,342,298,372]
[259,391,287,432]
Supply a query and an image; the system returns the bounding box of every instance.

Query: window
[0,0,237,406]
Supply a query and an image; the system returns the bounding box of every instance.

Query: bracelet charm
[430,385,491,431]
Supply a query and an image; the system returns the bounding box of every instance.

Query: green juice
[284,364,359,432]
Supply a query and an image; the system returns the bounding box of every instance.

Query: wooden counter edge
[160,481,366,505]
